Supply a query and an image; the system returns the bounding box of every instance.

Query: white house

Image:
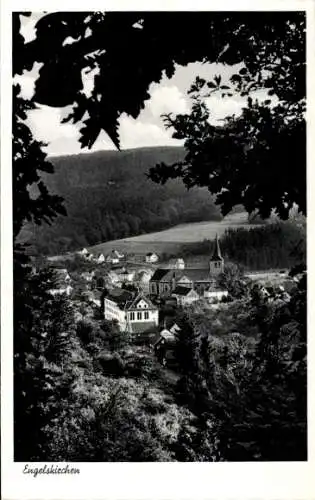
[145,252,159,264]
[85,252,94,262]
[81,270,95,282]
[104,288,159,334]
[49,269,73,296]
[106,249,124,264]
[116,267,135,283]
[172,286,200,306]
[106,254,119,265]
[203,283,228,303]
[96,253,105,264]
[167,258,185,269]
[77,247,88,256]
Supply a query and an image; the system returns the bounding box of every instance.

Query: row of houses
[78,248,160,266]
[77,248,124,265]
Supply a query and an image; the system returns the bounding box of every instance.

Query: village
[40,234,295,367]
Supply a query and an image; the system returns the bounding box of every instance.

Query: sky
[16,13,271,156]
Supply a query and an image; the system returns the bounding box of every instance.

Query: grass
[87,212,259,256]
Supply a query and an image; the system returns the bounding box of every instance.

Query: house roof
[105,289,156,310]
[106,288,134,307]
[151,267,220,283]
[154,329,177,346]
[172,286,197,297]
[130,322,158,334]
[53,269,71,283]
[129,293,157,310]
[160,329,177,341]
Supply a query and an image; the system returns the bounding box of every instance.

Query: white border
[2,1,315,499]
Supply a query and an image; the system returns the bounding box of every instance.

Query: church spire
[211,234,223,261]
[209,234,224,275]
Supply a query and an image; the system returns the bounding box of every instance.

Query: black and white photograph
[1,2,314,498]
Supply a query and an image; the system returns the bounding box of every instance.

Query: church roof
[151,268,174,281]
[211,234,224,261]
[151,267,218,283]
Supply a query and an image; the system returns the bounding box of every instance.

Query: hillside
[20,146,224,255]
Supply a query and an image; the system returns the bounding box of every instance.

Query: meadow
[87,212,258,256]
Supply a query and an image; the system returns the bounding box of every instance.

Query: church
[149,235,226,299]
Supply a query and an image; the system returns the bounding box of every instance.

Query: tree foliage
[149,94,305,219]
[173,275,307,461]
[13,87,66,239]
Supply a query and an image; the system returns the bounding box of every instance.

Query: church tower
[209,234,224,275]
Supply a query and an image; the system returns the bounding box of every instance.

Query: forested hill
[21,146,222,255]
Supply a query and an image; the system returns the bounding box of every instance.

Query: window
[129,312,135,321]
[144,311,149,320]
[137,312,142,320]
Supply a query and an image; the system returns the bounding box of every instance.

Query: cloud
[119,116,183,149]
[205,89,278,125]
[205,95,245,124]
[27,105,79,154]
[148,85,190,119]
[28,109,182,157]
[90,115,183,152]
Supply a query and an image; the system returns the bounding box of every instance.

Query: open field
[87,212,260,256]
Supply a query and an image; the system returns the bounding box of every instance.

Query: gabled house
[116,267,135,283]
[81,270,95,282]
[154,323,180,366]
[145,252,159,264]
[85,252,94,262]
[168,258,185,269]
[103,288,159,334]
[105,249,124,265]
[77,247,88,256]
[172,286,200,306]
[48,269,73,296]
[96,253,105,264]
[203,282,228,302]
[106,249,125,264]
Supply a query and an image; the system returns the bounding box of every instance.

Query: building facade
[103,288,159,334]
